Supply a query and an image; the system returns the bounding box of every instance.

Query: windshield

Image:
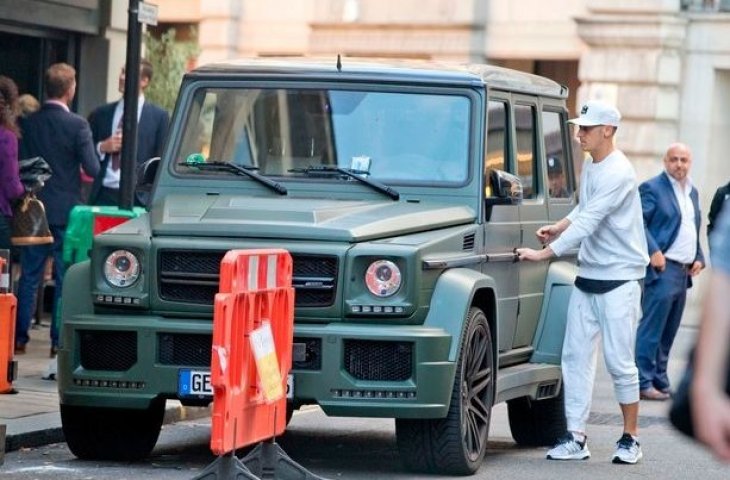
[173,87,471,184]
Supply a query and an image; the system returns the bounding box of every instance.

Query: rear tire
[61,399,165,460]
[396,307,494,475]
[507,387,566,446]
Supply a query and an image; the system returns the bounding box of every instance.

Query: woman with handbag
[0,76,26,253]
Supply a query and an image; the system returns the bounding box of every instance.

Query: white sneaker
[612,433,642,464]
[41,356,57,381]
[546,433,590,460]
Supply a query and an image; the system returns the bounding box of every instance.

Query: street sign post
[138,2,158,26]
[119,0,143,210]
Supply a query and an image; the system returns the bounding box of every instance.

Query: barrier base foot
[242,440,328,480]
[190,454,260,480]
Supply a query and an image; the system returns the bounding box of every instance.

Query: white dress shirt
[664,173,697,265]
[101,95,146,189]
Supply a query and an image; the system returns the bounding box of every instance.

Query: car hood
[150,195,476,242]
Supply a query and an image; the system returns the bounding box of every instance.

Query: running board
[496,363,562,404]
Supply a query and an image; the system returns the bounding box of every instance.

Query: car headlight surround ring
[365,260,402,297]
[103,249,141,288]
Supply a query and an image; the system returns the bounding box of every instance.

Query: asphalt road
[2,400,729,480]
[3,322,728,479]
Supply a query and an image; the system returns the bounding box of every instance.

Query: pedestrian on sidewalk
[707,180,730,242]
[15,63,99,357]
[0,76,26,253]
[87,59,168,206]
[517,100,649,464]
[636,143,704,401]
[691,200,730,462]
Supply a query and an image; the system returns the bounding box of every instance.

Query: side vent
[536,381,559,400]
[462,233,476,251]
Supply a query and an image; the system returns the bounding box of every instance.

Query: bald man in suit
[636,143,705,401]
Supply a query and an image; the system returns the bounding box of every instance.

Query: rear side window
[541,110,573,200]
[514,104,537,199]
[485,100,508,173]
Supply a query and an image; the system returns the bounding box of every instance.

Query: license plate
[178,369,294,399]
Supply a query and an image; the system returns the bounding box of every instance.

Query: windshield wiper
[289,166,399,200]
[179,161,287,195]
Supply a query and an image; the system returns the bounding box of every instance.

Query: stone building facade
[156,1,730,204]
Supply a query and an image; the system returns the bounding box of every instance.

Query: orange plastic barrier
[209,249,294,456]
[1,257,18,394]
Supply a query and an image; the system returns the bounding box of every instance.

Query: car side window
[485,100,508,197]
[541,109,574,200]
[514,104,537,199]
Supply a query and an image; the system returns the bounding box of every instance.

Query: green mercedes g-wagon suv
[59,58,578,475]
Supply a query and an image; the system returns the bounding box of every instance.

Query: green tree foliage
[144,28,199,114]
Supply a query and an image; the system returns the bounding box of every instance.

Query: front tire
[396,307,494,475]
[61,399,165,460]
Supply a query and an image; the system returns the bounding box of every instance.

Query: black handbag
[669,350,730,438]
[10,193,53,246]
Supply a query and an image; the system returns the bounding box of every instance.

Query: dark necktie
[111,113,123,171]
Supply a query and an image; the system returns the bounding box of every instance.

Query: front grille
[158,333,212,366]
[158,250,338,307]
[344,340,413,381]
[79,330,137,371]
[159,250,221,304]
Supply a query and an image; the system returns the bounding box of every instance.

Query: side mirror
[135,157,160,208]
[485,169,523,207]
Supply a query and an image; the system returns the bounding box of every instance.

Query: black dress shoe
[50,346,58,357]
[15,343,27,354]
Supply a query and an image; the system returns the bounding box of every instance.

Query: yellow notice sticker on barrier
[250,320,284,402]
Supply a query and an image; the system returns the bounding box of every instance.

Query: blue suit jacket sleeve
[640,180,661,256]
[75,117,100,178]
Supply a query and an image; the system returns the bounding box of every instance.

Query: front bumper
[58,314,456,418]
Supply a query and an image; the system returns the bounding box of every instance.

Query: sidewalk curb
[4,403,211,454]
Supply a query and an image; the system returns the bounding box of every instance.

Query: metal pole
[119,0,142,210]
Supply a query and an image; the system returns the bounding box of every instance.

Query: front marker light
[365,260,401,297]
[103,250,140,287]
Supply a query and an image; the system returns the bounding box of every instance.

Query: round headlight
[103,250,140,287]
[365,260,401,297]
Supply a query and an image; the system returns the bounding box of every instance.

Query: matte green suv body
[58,58,578,474]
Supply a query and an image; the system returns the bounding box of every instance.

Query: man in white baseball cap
[517,99,649,464]
[569,100,621,127]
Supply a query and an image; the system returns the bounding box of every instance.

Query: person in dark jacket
[15,63,99,356]
[87,59,169,206]
[707,181,730,240]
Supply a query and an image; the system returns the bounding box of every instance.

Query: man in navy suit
[87,59,169,206]
[636,142,705,401]
[16,63,100,356]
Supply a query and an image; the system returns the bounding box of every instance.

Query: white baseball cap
[568,100,621,127]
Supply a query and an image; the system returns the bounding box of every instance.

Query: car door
[512,98,549,349]
[482,96,521,354]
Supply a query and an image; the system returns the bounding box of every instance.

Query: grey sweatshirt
[550,149,649,280]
